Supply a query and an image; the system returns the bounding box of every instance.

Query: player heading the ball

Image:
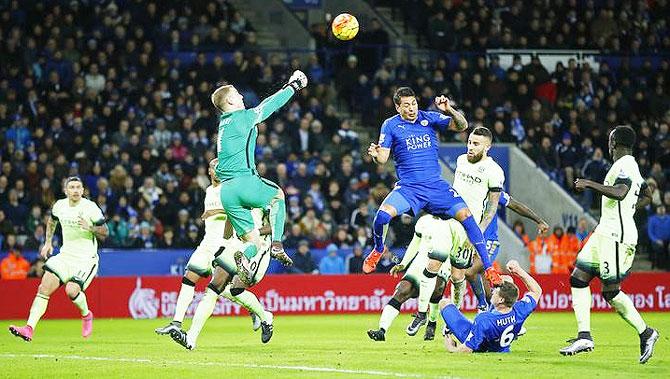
[365,87,502,286]
[210,70,308,285]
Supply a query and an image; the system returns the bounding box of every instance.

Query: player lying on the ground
[367,216,472,342]
[440,259,541,353]
[364,87,502,287]
[169,210,274,350]
[9,177,107,342]
[451,126,550,311]
[409,187,548,333]
[211,71,308,285]
[561,125,659,364]
[155,159,269,337]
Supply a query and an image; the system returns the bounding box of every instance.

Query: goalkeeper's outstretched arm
[251,70,308,124]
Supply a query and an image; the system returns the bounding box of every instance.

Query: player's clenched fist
[368,143,380,158]
[286,70,308,91]
[506,259,522,275]
[434,95,452,112]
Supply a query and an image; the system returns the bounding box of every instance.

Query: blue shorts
[441,303,473,344]
[382,180,467,218]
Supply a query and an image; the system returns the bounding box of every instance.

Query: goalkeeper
[211,70,308,285]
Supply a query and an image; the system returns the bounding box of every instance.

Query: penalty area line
[0,353,458,378]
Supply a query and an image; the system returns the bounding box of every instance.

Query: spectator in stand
[348,243,365,274]
[28,257,46,278]
[555,133,580,190]
[23,224,46,250]
[375,249,395,274]
[580,148,610,210]
[319,244,346,275]
[560,226,581,272]
[289,240,318,274]
[1,237,30,280]
[648,205,670,269]
[513,220,530,246]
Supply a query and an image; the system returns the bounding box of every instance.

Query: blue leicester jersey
[378,110,452,184]
[464,294,537,352]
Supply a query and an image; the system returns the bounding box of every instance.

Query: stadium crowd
[1,1,669,280]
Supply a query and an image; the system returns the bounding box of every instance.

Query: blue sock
[468,274,488,308]
[460,215,492,269]
[373,210,392,252]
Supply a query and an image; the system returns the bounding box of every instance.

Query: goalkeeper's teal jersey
[216,87,294,180]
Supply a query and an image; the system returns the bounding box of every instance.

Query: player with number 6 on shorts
[439,259,541,353]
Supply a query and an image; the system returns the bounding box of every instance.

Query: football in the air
[332,13,359,41]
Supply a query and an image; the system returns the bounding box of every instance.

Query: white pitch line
[0,353,461,379]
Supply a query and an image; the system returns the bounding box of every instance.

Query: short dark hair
[612,125,636,148]
[498,281,519,307]
[65,176,83,185]
[471,126,493,141]
[393,87,416,106]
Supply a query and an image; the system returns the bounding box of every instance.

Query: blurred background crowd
[1,0,669,279]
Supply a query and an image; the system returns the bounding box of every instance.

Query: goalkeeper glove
[284,70,308,91]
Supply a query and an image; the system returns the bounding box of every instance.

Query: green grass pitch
[1,313,668,378]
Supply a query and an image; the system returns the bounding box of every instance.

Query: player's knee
[426,260,441,272]
[65,284,81,299]
[182,276,197,287]
[374,209,393,226]
[569,276,590,289]
[229,287,245,296]
[602,289,620,302]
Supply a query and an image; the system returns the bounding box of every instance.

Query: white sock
[379,304,400,331]
[418,270,437,313]
[610,291,647,334]
[571,286,592,333]
[71,292,90,316]
[188,288,218,342]
[27,294,49,329]
[173,281,196,323]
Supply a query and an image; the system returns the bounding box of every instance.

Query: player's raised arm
[434,96,468,132]
[505,193,550,235]
[506,259,542,302]
[251,70,308,124]
[574,177,630,201]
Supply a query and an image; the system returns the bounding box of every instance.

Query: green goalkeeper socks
[269,196,286,243]
[27,294,49,329]
[242,242,258,260]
